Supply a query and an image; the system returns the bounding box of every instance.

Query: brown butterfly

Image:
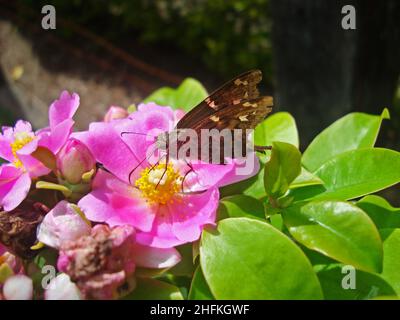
[125,69,273,186]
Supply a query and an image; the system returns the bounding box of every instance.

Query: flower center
[10,132,34,168]
[135,163,182,205]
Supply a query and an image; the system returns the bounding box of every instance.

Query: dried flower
[0,200,48,259]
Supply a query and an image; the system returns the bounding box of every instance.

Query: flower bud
[3,275,33,300]
[57,139,95,184]
[104,106,128,122]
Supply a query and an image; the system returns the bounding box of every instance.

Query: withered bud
[57,225,136,300]
[0,200,49,259]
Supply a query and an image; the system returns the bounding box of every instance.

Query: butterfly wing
[176,69,263,130]
[179,96,273,163]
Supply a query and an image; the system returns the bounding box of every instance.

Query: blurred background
[0,1,399,146]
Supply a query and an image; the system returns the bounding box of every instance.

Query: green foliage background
[22,0,272,79]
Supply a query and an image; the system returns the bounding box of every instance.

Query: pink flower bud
[104,106,128,122]
[57,139,95,184]
[3,275,33,300]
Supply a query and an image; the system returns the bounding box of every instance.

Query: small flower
[78,103,259,248]
[0,200,48,259]
[57,138,96,185]
[2,274,33,300]
[57,224,180,300]
[104,106,129,122]
[0,91,80,211]
[37,200,91,249]
[44,273,82,300]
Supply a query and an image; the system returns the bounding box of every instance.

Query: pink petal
[16,137,38,155]
[132,243,181,269]
[0,137,13,162]
[14,120,33,133]
[0,167,31,211]
[38,119,74,154]
[37,200,91,249]
[49,91,79,129]
[19,154,50,178]
[170,187,218,243]
[78,171,156,231]
[84,122,141,183]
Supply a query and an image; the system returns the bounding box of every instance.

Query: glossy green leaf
[290,167,323,189]
[168,243,196,277]
[123,278,183,300]
[218,195,265,221]
[219,155,267,199]
[254,112,299,148]
[200,218,323,299]
[316,264,396,300]
[264,141,301,199]
[380,229,400,295]
[282,201,383,273]
[303,109,390,172]
[311,148,400,201]
[188,267,214,300]
[143,78,208,111]
[357,195,400,230]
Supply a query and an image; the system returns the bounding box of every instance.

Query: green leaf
[188,267,214,300]
[309,148,400,201]
[254,112,299,148]
[219,155,267,199]
[264,141,301,199]
[123,278,183,300]
[200,218,323,299]
[290,167,323,189]
[168,243,196,277]
[302,109,390,172]
[380,229,400,295]
[357,195,400,230]
[218,195,265,221]
[316,264,396,300]
[143,78,208,111]
[282,201,383,273]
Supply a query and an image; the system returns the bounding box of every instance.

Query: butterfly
[124,69,273,188]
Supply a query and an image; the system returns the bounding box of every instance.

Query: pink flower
[57,138,96,184]
[37,200,91,249]
[0,91,79,211]
[104,106,129,122]
[78,103,259,248]
[57,224,180,299]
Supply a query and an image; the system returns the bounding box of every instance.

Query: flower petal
[37,200,91,249]
[132,243,181,269]
[0,167,31,211]
[45,273,82,300]
[84,122,141,183]
[78,170,156,232]
[49,91,79,129]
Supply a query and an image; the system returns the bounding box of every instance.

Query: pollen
[135,163,182,205]
[10,132,34,168]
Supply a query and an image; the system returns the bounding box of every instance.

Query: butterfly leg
[155,151,169,189]
[128,144,158,185]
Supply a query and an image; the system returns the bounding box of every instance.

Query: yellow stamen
[10,132,34,168]
[135,163,182,205]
